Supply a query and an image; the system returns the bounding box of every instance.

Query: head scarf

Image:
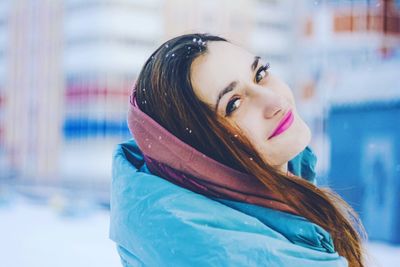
[127,94,317,215]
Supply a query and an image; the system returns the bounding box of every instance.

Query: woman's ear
[287,146,317,185]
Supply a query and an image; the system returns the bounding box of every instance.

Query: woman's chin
[249,114,312,168]
[267,124,311,166]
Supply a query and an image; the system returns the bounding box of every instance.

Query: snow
[0,195,399,267]
[366,242,400,267]
[0,197,120,267]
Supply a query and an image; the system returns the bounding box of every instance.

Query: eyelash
[255,63,270,83]
[225,63,271,117]
[225,96,241,116]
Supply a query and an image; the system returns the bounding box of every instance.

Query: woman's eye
[225,97,241,116]
[255,63,270,83]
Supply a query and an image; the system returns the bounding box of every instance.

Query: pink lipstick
[268,110,294,140]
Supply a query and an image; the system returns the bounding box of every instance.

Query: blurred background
[0,0,399,266]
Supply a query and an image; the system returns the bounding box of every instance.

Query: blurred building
[1,0,64,183]
[250,0,298,82]
[164,0,298,82]
[0,2,8,177]
[0,0,303,186]
[295,0,400,175]
[62,0,162,184]
[163,0,252,47]
[0,0,164,186]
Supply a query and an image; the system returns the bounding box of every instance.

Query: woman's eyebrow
[251,56,260,71]
[214,56,261,112]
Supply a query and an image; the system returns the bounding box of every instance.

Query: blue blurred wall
[327,100,400,244]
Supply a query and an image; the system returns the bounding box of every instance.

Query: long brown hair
[134,33,366,266]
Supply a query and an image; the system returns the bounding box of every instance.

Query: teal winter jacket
[109,139,348,267]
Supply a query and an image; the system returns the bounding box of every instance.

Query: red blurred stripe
[65,85,130,101]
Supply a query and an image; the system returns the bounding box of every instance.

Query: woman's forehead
[190,42,254,105]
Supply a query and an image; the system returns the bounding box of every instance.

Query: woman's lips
[268,110,294,140]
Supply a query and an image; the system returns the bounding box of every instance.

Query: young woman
[110,33,366,267]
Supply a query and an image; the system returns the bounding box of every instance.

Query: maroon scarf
[127,95,298,215]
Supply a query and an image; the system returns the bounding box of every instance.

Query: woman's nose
[250,87,286,119]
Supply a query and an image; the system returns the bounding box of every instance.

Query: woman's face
[190,41,311,170]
